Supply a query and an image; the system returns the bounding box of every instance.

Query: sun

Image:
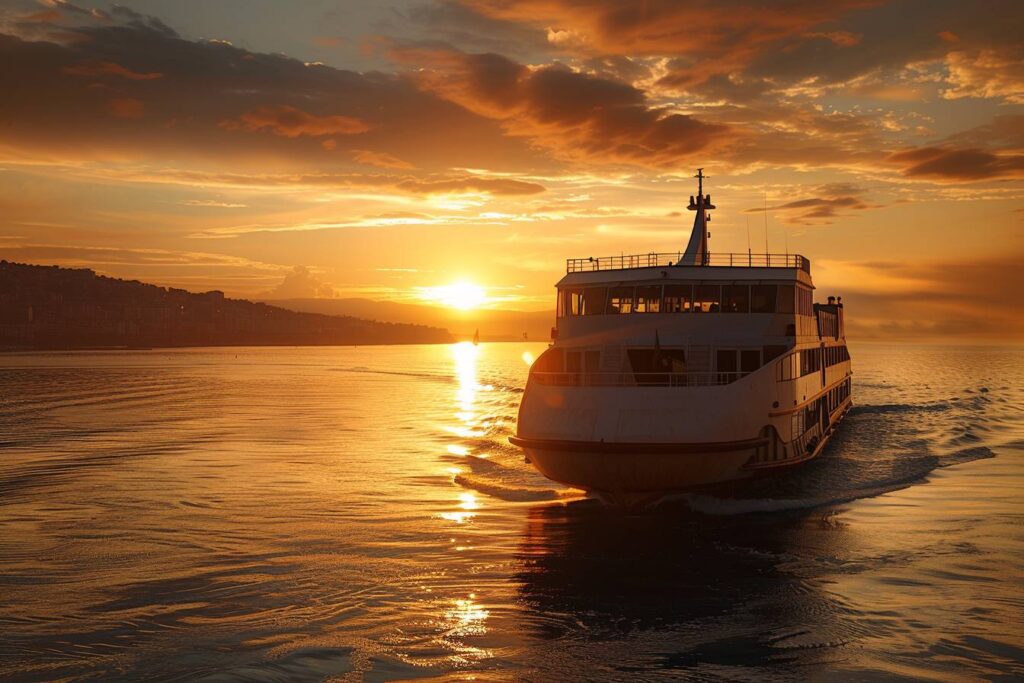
[419,282,487,310]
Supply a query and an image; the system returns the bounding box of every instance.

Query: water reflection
[515,500,856,671]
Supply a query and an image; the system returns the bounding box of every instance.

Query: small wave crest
[453,473,570,502]
[674,443,995,516]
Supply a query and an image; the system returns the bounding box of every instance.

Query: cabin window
[582,287,606,315]
[777,285,795,313]
[751,285,777,313]
[740,349,761,374]
[560,287,606,316]
[722,285,750,313]
[800,348,822,376]
[694,285,721,313]
[716,349,738,382]
[663,285,692,312]
[606,287,634,314]
[791,410,804,437]
[634,286,662,313]
[627,348,686,385]
[532,347,563,372]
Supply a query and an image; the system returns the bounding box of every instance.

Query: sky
[0,0,1022,341]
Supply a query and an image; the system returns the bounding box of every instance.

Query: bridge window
[663,284,692,312]
[606,286,634,314]
[694,285,721,312]
[634,286,662,313]
[582,287,606,315]
[751,285,777,313]
[740,349,761,374]
[777,285,795,313]
[560,287,606,316]
[722,285,750,313]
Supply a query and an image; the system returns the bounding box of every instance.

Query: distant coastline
[0,261,453,350]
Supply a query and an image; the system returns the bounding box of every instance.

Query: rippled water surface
[1,342,1022,681]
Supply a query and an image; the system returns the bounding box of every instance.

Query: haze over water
[1,343,1022,681]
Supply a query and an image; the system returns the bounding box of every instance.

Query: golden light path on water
[0,343,1021,680]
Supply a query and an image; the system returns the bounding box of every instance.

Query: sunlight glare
[419,282,487,310]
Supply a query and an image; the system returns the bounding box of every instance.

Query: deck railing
[530,370,747,387]
[566,252,810,273]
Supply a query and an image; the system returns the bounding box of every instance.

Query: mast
[679,168,715,266]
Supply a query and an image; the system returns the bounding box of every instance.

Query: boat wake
[666,393,999,515]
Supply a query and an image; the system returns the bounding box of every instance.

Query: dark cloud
[0,12,541,173]
[837,257,1024,340]
[389,45,732,167]
[220,105,371,138]
[888,147,1024,181]
[455,0,875,59]
[745,184,879,224]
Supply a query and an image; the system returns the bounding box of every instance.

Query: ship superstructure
[511,170,853,506]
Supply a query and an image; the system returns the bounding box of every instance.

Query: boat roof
[557,253,813,288]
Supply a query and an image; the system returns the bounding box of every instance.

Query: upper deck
[567,252,810,274]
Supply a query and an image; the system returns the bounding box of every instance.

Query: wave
[453,473,569,502]
[673,445,994,516]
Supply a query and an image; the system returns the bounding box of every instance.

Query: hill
[0,261,452,349]
[262,297,554,342]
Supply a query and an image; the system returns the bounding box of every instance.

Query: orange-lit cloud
[63,61,164,80]
[106,97,144,119]
[390,45,731,167]
[352,149,416,169]
[888,147,1024,181]
[221,105,371,138]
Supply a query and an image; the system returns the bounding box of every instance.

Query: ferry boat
[510,170,853,507]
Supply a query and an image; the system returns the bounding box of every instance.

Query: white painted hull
[513,361,853,507]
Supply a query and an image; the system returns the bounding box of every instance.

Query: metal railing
[566,252,810,273]
[530,370,748,387]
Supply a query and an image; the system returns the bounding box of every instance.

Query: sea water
[0,343,1021,681]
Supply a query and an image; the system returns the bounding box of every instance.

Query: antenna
[746,215,752,266]
[763,190,769,257]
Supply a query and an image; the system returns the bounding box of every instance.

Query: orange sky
[0,0,1022,340]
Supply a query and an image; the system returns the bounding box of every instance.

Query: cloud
[455,0,875,59]
[220,105,371,138]
[352,149,415,169]
[941,47,1024,104]
[821,256,1024,341]
[106,97,144,119]
[389,45,731,167]
[0,13,539,172]
[69,166,546,198]
[265,265,337,299]
[888,147,1024,181]
[62,60,164,80]
[746,183,880,224]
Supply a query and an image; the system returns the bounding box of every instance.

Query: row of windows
[790,378,851,443]
[558,283,810,317]
[778,344,851,381]
[827,378,852,413]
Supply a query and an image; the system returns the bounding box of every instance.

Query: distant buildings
[0,261,452,349]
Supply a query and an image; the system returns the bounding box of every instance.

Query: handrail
[566,252,810,273]
[530,370,749,387]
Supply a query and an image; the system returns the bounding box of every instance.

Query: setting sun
[418,282,487,310]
